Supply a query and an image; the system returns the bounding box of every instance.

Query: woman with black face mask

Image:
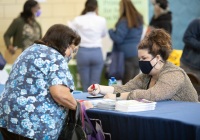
[87,29,199,102]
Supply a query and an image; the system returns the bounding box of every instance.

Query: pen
[92,84,95,91]
[77,99,85,103]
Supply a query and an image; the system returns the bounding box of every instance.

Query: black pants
[123,57,140,84]
[0,127,32,140]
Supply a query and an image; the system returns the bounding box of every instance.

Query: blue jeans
[76,47,104,92]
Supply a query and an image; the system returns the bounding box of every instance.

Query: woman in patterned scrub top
[0,24,86,140]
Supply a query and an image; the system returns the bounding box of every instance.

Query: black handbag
[58,101,87,140]
[105,51,124,80]
[0,52,6,70]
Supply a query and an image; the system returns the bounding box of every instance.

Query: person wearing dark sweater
[150,0,172,35]
[180,18,200,84]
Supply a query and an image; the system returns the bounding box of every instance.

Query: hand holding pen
[87,84,100,96]
[91,84,96,91]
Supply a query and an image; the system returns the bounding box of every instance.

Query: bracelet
[116,93,121,98]
[116,92,121,100]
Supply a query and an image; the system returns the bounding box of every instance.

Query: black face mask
[139,57,156,74]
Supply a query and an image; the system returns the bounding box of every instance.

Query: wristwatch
[116,93,121,100]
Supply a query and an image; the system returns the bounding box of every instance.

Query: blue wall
[149,0,200,50]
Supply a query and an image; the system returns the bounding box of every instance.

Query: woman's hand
[8,45,17,54]
[87,84,100,96]
[83,101,94,110]
[103,93,116,100]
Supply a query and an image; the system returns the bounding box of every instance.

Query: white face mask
[65,56,72,63]
[65,49,73,63]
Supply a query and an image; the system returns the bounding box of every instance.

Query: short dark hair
[81,0,98,15]
[20,0,38,22]
[156,0,168,10]
[138,29,172,61]
[35,24,81,56]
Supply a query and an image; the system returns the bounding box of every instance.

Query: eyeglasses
[69,44,78,54]
[72,47,78,54]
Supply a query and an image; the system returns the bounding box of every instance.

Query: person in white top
[69,0,107,92]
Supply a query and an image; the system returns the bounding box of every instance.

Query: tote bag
[81,104,105,140]
[105,51,124,80]
[0,52,6,70]
[58,101,87,140]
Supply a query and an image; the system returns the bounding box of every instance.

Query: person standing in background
[4,0,42,55]
[69,0,107,92]
[150,0,172,34]
[180,18,200,84]
[109,0,143,84]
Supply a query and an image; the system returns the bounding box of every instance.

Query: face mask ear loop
[151,56,159,70]
[152,62,159,70]
[153,59,165,70]
[160,60,165,63]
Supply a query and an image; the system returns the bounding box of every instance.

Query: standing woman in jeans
[109,0,144,84]
[69,0,107,91]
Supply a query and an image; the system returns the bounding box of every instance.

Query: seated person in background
[0,24,92,140]
[88,29,198,102]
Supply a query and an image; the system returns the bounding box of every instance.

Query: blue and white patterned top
[0,44,74,140]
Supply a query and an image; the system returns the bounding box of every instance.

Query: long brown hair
[20,0,38,23]
[116,0,143,28]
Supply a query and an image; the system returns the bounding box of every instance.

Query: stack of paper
[91,99,116,110]
[115,99,156,112]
